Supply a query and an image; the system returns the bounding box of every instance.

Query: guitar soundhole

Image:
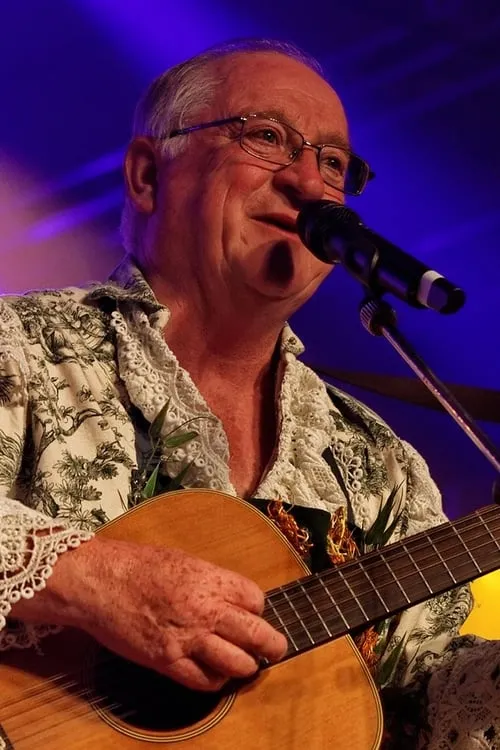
[88,649,226,732]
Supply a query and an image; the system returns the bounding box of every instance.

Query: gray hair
[120,39,324,257]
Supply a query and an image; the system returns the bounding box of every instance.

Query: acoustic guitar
[1,489,499,749]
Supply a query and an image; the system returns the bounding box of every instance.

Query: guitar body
[0,490,383,749]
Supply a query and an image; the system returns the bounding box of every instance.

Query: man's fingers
[192,633,260,679]
[225,574,265,615]
[215,605,288,662]
[165,655,228,692]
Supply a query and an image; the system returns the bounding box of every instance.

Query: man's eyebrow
[249,108,351,151]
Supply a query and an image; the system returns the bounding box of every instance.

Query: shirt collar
[85,254,305,356]
[85,255,162,312]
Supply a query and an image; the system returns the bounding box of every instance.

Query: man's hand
[11,538,288,691]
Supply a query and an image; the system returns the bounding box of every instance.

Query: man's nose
[272,146,326,203]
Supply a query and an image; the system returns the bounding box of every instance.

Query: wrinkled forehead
[206,52,349,143]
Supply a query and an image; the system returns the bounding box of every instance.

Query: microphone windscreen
[297,200,362,264]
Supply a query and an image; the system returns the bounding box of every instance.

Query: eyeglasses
[168,113,374,196]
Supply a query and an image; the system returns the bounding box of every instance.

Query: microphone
[297,200,466,314]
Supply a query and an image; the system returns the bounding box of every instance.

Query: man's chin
[244,273,326,307]
[233,239,331,305]
[264,240,296,286]
[255,240,328,301]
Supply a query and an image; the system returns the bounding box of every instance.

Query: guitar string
[263,543,500,643]
[265,514,500,620]
[0,658,113,718]
[2,514,491,734]
[0,651,135,720]
[3,512,499,710]
[0,652,214,731]
[2,681,118,720]
[2,539,496,719]
[0,560,493,721]
[265,526,498,628]
[266,508,500,609]
[1,512,498,714]
[11,694,159,743]
[0,652,122,713]
[4,693,124,743]
[263,549,497,646]
[262,513,500,642]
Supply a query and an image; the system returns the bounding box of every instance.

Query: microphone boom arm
[359,295,500,476]
[297,199,500,481]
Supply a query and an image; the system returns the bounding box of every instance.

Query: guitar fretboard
[264,504,500,655]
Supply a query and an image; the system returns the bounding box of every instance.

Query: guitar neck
[264,504,500,655]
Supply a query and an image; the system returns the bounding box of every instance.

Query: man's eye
[248,127,283,146]
[321,153,346,175]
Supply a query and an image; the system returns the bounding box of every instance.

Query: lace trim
[0,622,62,653]
[108,300,409,531]
[110,307,233,492]
[0,498,93,646]
[101,262,443,538]
[424,638,500,750]
[109,303,350,513]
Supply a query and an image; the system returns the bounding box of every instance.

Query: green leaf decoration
[163,430,199,449]
[148,400,171,443]
[137,401,211,503]
[142,463,160,499]
[377,635,407,689]
[0,374,16,406]
[364,481,405,548]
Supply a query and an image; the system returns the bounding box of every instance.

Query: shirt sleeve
[0,298,92,651]
[377,440,500,749]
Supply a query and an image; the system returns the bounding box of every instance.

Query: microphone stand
[358,295,500,487]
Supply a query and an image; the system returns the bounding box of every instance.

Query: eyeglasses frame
[168,113,375,196]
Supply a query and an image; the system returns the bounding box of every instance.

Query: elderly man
[1,39,498,748]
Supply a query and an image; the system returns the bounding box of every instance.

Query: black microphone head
[297,200,466,314]
[297,200,363,263]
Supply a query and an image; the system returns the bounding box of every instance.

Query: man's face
[141,52,350,311]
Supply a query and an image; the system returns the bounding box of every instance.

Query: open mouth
[255,214,298,236]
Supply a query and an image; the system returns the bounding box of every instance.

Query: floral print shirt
[0,256,498,749]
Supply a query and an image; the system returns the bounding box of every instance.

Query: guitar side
[0,490,383,749]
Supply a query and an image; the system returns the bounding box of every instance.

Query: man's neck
[164,305,283,394]
[144,264,296,394]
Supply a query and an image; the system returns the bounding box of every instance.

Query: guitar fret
[299,583,332,639]
[425,533,457,585]
[356,559,390,614]
[378,550,411,604]
[401,542,433,594]
[478,511,500,553]
[318,577,351,629]
[450,525,481,574]
[262,504,500,661]
[336,568,369,622]
[267,595,299,652]
[281,589,315,646]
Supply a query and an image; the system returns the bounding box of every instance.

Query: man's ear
[123,137,158,215]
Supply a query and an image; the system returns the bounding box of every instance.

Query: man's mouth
[255,213,298,236]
